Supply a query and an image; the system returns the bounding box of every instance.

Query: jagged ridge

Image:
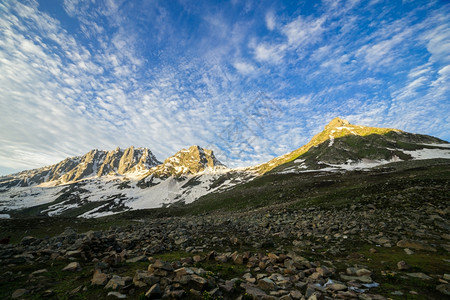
[0,147,161,188]
[148,145,226,178]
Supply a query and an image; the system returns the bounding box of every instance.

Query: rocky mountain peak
[325,117,350,129]
[149,146,226,177]
[0,147,162,188]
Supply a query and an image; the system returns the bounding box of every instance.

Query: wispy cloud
[0,0,449,175]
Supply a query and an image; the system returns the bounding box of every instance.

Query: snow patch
[328,135,334,147]
[404,148,450,160]
[0,214,10,219]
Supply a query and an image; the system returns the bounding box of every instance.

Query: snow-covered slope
[0,146,254,218]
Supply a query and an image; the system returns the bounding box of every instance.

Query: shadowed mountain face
[0,147,161,188]
[257,117,448,174]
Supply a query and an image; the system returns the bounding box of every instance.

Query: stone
[219,280,234,293]
[316,266,331,276]
[290,290,303,300]
[70,285,83,295]
[126,255,147,263]
[164,290,185,298]
[174,267,194,277]
[444,274,450,281]
[215,254,228,263]
[31,268,48,276]
[105,275,131,290]
[133,270,158,287]
[60,227,77,237]
[309,272,322,280]
[406,273,432,280]
[241,283,267,298]
[396,240,437,252]
[356,268,372,276]
[397,261,410,270]
[307,291,324,300]
[391,291,403,296]
[92,269,109,285]
[188,274,208,291]
[340,274,372,283]
[404,248,414,255]
[41,289,54,297]
[151,259,173,271]
[231,251,245,264]
[12,289,27,299]
[436,284,450,296]
[346,267,357,275]
[62,262,81,272]
[327,283,347,291]
[107,291,127,298]
[66,250,82,257]
[145,283,161,298]
[258,277,277,291]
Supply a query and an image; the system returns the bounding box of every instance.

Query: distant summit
[0,147,161,188]
[145,145,226,178]
[325,117,350,129]
[257,117,448,174]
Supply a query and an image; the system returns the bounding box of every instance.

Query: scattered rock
[105,275,131,290]
[188,275,208,291]
[12,289,27,299]
[126,255,147,263]
[107,291,127,298]
[404,248,414,255]
[340,274,372,283]
[397,261,410,270]
[436,284,450,296]
[258,277,277,291]
[92,269,109,285]
[145,283,161,298]
[397,240,437,252]
[406,273,432,280]
[62,262,82,272]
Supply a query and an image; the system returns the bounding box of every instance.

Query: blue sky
[0,0,449,175]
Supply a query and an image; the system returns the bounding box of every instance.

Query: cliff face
[0,147,161,188]
[147,145,226,178]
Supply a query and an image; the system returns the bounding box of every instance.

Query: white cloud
[265,11,275,31]
[282,15,326,47]
[422,24,450,63]
[253,42,287,63]
[233,61,256,74]
[0,0,449,176]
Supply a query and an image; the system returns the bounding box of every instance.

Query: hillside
[256,117,448,174]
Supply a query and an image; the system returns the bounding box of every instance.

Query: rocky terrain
[1,162,449,299]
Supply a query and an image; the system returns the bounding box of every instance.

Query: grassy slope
[182,159,450,215]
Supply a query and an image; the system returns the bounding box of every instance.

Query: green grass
[179,162,449,216]
[345,245,448,300]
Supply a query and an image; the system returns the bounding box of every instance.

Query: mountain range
[1,117,449,218]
